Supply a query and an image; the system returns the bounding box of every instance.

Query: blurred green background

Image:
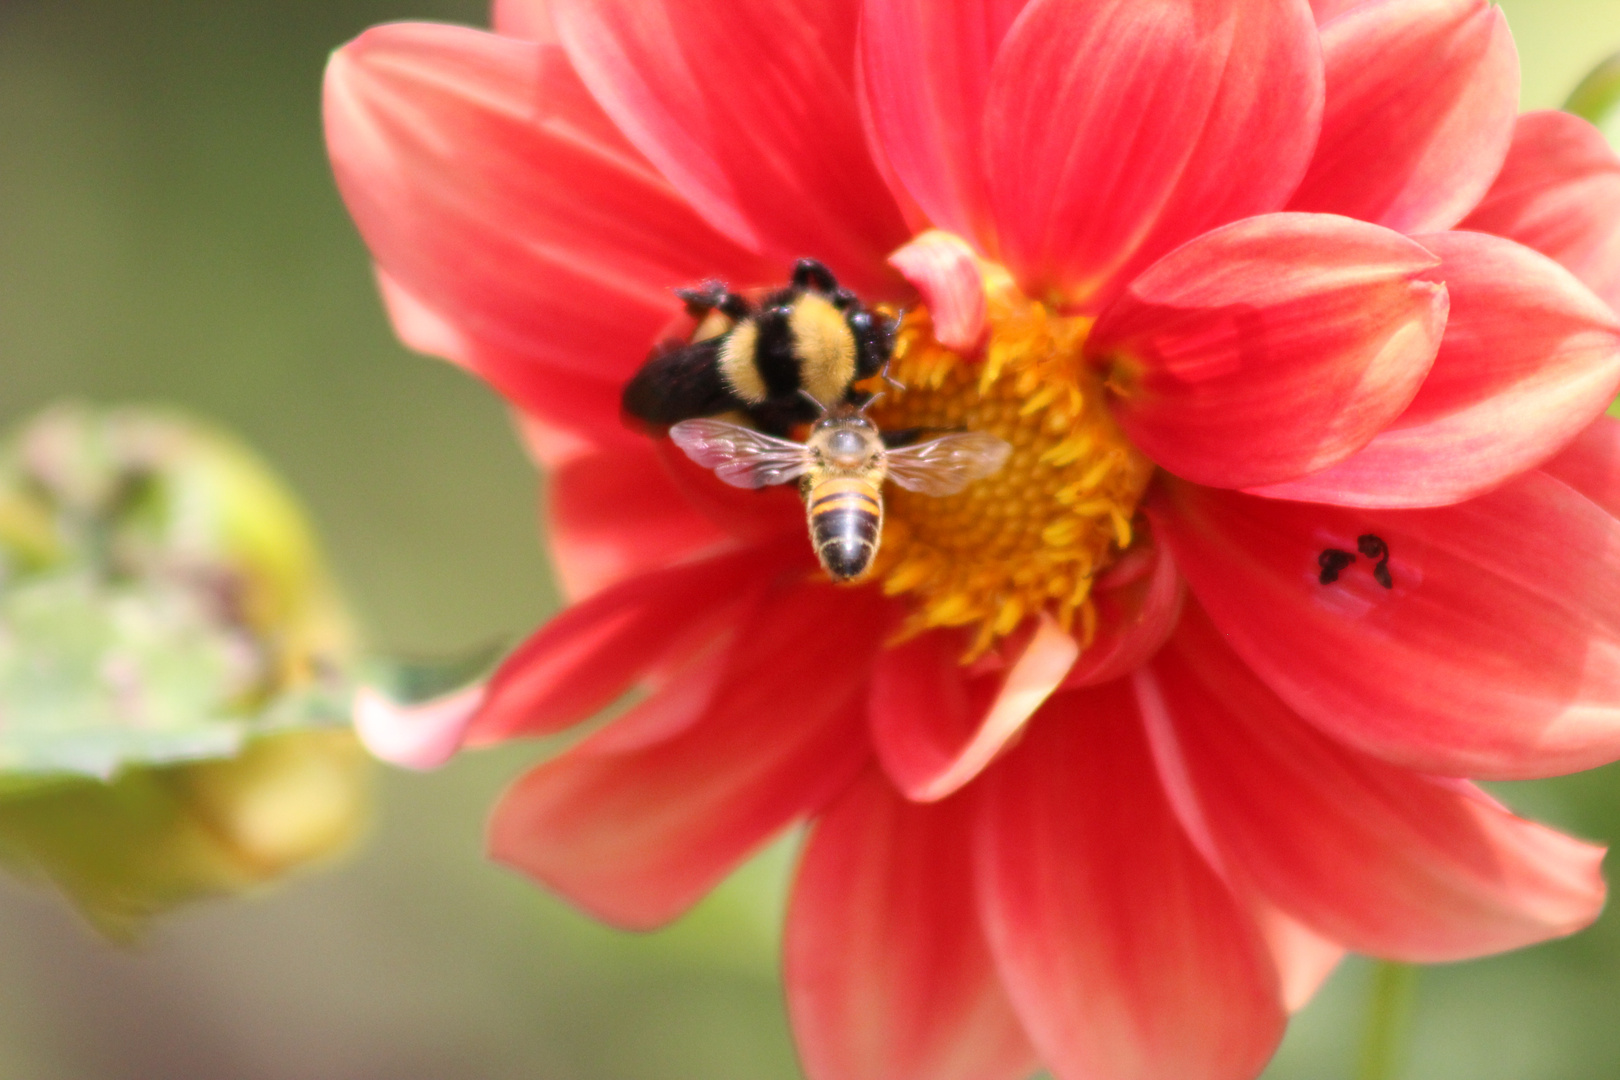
[1,0,1618,1076]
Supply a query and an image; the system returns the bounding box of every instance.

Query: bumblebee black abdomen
[807,478,883,582]
[621,337,739,426]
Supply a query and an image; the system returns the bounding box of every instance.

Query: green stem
[1356,961,1419,1080]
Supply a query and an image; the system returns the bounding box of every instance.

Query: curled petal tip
[353,684,486,770]
[888,230,989,354]
[872,615,1077,803]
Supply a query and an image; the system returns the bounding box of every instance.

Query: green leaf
[1565,51,1620,144]
[0,571,350,781]
[360,640,507,705]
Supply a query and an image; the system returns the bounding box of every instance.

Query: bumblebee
[622,258,898,436]
[670,407,1011,581]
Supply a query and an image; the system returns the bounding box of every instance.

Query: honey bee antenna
[879,359,907,393]
[798,389,829,416]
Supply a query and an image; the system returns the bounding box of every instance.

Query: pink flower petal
[324,23,770,389]
[1544,415,1620,516]
[513,411,598,472]
[977,687,1285,1080]
[378,270,638,456]
[487,584,883,929]
[491,0,558,43]
[550,0,908,295]
[1152,478,1620,779]
[1063,542,1187,688]
[1461,110,1620,311]
[887,231,988,355]
[982,0,1322,308]
[1250,902,1346,1013]
[352,685,486,770]
[1287,0,1518,234]
[547,443,736,602]
[649,436,809,545]
[1089,213,1448,489]
[375,268,472,366]
[853,64,933,237]
[1310,0,1366,21]
[859,0,1028,250]
[786,771,1037,1080]
[1137,604,1607,961]
[1253,231,1620,508]
[466,544,793,745]
[870,615,1077,802]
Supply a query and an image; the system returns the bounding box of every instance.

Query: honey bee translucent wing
[884,431,1013,496]
[669,419,812,489]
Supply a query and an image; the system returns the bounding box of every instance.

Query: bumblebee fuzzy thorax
[620,259,897,438]
[787,293,862,405]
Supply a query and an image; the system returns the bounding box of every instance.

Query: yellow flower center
[868,275,1155,658]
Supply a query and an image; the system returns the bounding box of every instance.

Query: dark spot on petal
[1318,548,1356,585]
[1358,534,1393,589]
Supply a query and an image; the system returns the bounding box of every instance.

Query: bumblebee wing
[884,431,1012,496]
[669,419,811,489]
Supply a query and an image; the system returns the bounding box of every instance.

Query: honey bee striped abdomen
[670,406,1011,583]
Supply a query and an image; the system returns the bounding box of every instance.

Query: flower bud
[0,403,369,938]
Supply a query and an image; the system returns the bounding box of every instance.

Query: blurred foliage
[0,0,1617,1078]
[0,405,369,938]
[363,640,508,706]
[1566,50,1620,139]
[0,731,368,942]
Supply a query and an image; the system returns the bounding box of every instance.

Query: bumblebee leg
[791,257,839,295]
[717,290,754,321]
[674,281,727,317]
[749,396,819,437]
[675,281,754,321]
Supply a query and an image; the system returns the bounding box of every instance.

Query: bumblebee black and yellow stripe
[806,477,883,582]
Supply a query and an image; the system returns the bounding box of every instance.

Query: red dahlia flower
[327,0,1620,1076]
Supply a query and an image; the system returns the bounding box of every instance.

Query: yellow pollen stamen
[868,274,1155,658]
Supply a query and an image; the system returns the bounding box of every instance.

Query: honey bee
[622,259,897,436]
[670,407,1011,581]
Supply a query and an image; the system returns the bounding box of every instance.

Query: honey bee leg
[879,427,930,449]
[879,426,961,448]
[791,257,840,295]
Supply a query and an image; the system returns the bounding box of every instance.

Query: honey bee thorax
[807,421,883,472]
